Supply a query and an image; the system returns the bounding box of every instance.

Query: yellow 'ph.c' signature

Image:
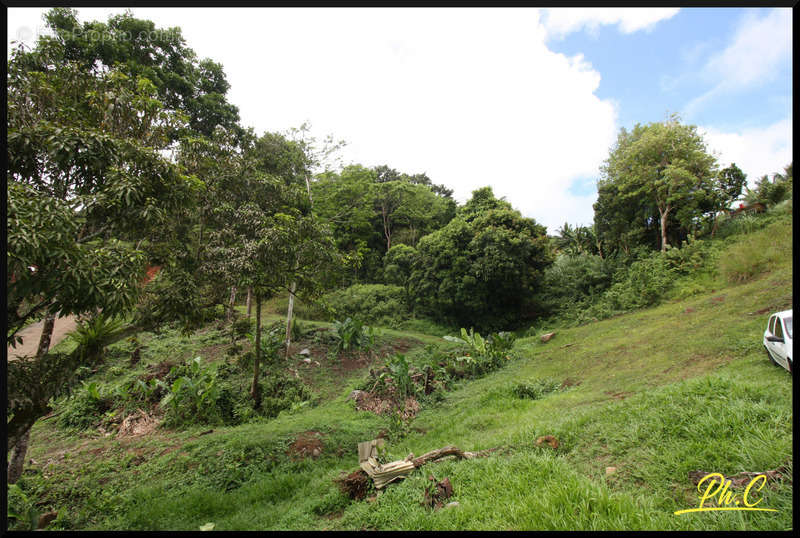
[674,473,778,515]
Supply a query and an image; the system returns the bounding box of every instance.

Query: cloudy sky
[7,7,792,233]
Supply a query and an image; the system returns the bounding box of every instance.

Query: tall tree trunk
[246,287,252,320]
[285,175,312,356]
[659,207,671,252]
[285,279,297,357]
[381,203,392,252]
[250,294,262,409]
[8,312,57,484]
[7,428,30,485]
[227,286,237,322]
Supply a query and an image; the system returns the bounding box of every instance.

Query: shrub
[290,318,309,342]
[258,371,311,418]
[539,253,615,315]
[321,284,409,326]
[662,236,717,276]
[247,324,284,368]
[443,327,517,378]
[512,378,562,399]
[57,381,114,430]
[157,357,221,426]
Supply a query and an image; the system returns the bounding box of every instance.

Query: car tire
[788,358,793,374]
[765,346,779,367]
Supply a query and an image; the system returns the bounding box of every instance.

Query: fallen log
[412,445,499,467]
[357,439,500,489]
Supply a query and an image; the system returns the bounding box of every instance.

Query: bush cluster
[321,284,409,326]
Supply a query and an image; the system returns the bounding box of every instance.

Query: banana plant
[443,327,487,356]
[333,317,365,352]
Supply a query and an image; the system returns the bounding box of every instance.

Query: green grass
[14,225,793,531]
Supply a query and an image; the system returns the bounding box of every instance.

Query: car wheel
[789,358,793,374]
[765,346,779,367]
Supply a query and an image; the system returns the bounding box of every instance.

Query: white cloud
[685,9,791,117]
[7,8,620,234]
[701,117,792,188]
[541,8,679,40]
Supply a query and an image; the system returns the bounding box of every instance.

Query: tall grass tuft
[717,220,792,283]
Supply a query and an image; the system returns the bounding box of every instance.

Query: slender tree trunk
[37,313,56,357]
[227,286,237,322]
[383,208,392,252]
[8,313,56,484]
[250,294,262,409]
[7,428,30,485]
[285,279,297,357]
[659,207,671,252]
[285,175,312,356]
[246,287,252,320]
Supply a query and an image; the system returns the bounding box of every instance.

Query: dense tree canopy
[7,45,195,344]
[410,187,553,331]
[311,164,455,284]
[22,8,241,140]
[595,115,719,253]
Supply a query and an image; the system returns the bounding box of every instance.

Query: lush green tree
[312,164,455,284]
[7,48,193,343]
[383,244,419,308]
[554,223,600,256]
[371,180,454,252]
[457,186,513,221]
[6,46,195,477]
[312,165,380,283]
[205,137,340,407]
[706,163,747,237]
[410,188,553,331]
[597,115,719,252]
[743,162,792,207]
[594,174,657,255]
[24,8,241,140]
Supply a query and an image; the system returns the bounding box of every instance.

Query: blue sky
[550,8,791,131]
[553,8,792,199]
[7,8,793,232]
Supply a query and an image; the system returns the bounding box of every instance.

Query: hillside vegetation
[10,214,792,531]
[7,10,793,532]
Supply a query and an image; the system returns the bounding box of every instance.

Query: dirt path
[7,314,78,361]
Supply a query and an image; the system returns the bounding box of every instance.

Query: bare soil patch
[287,430,325,460]
[336,469,371,500]
[352,391,420,420]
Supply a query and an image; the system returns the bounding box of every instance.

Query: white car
[763,309,792,373]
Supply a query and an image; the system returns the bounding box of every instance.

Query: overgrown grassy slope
[16,218,793,530]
